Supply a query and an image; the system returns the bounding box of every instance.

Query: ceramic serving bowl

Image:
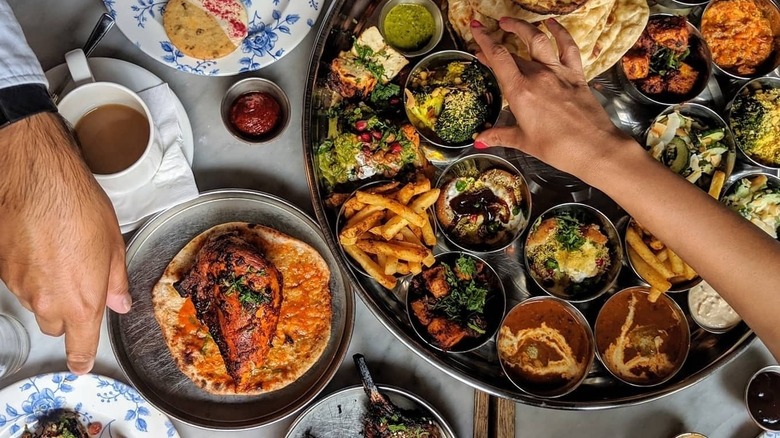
[616,14,713,107]
[221,77,291,144]
[524,203,623,303]
[497,296,595,398]
[700,0,780,80]
[378,0,444,58]
[403,50,502,149]
[405,251,506,353]
[726,77,780,170]
[434,153,532,254]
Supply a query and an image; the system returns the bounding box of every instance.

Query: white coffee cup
[58,49,162,194]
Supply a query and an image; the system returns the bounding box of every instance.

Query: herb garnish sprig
[555,215,586,250]
[221,268,271,309]
[433,256,488,326]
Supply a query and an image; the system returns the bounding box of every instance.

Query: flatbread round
[163,0,247,60]
[447,0,648,80]
[152,222,332,395]
[513,0,591,16]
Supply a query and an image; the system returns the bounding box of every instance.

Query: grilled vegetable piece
[174,231,284,390]
[354,354,442,438]
[622,50,650,80]
[646,15,689,51]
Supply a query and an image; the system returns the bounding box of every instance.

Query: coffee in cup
[58,49,163,194]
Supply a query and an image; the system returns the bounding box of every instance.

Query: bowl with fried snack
[336,178,439,290]
[617,14,713,106]
[524,203,622,303]
[595,286,690,387]
[624,218,703,295]
[435,153,531,253]
[497,296,595,398]
[406,251,506,353]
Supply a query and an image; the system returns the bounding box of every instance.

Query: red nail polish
[499,16,510,23]
[474,140,489,149]
[470,20,482,28]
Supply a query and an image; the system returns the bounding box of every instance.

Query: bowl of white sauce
[688,281,742,333]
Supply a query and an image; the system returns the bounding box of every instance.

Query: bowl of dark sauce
[746,365,780,431]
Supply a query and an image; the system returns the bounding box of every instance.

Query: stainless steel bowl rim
[403,50,502,149]
[378,0,444,58]
[725,76,780,170]
[405,250,508,353]
[523,202,623,303]
[594,286,691,388]
[434,153,532,254]
[623,217,703,292]
[497,296,596,398]
[700,0,780,80]
[617,14,713,107]
[220,77,291,144]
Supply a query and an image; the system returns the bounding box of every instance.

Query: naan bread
[447,0,648,80]
[513,0,591,16]
[152,222,332,395]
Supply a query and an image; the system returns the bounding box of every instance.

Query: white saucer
[45,57,195,233]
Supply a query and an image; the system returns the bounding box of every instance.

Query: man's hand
[470,18,633,178]
[0,112,131,374]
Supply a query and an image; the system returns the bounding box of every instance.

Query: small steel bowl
[403,50,502,149]
[655,0,709,8]
[524,203,623,303]
[335,180,436,284]
[746,365,780,432]
[644,102,737,195]
[497,296,595,398]
[594,286,691,387]
[720,170,780,239]
[687,281,742,334]
[726,77,780,169]
[405,251,506,353]
[701,0,780,80]
[434,153,532,253]
[616,14,713,107]
[378,0,444,58]
[220,77,291,144]
[624,217,703,292]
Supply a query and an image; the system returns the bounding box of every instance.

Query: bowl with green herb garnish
[434,154,531,253]
[406,252,506,353]
[524,203,623,303]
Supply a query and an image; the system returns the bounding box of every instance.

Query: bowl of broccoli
[403,50,502,149]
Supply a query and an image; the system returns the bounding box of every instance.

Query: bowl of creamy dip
[687,281,742,333]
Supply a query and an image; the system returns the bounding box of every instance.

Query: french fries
[338,175,438,290]
[627,220,699,302]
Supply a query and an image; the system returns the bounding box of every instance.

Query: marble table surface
[1,0,777,437]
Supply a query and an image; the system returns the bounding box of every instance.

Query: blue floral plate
[102,0,322,75]
[0,373,179,438]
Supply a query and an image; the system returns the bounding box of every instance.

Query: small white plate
[101,0,321,75]
[0,372,179,438]
[45,57,195,234]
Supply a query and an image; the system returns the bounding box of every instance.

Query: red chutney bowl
[221,78,290,144]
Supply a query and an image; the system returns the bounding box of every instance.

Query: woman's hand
[0,112,132,374]
[470,17,634,178]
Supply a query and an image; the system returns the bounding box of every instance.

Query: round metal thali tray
[108,190,354,428]
[284,385,456,437]
[303,0,776,409]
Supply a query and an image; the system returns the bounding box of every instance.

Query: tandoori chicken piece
[174,232,284,390]
[622,50,651,80]
[667,63,699,95]
[646,16,689,52]
[426,317,468,350]
[422,266,450,299]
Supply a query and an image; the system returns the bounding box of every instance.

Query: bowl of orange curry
[701,0,780,80]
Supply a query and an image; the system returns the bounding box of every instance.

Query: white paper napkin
[105,83,199,233]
